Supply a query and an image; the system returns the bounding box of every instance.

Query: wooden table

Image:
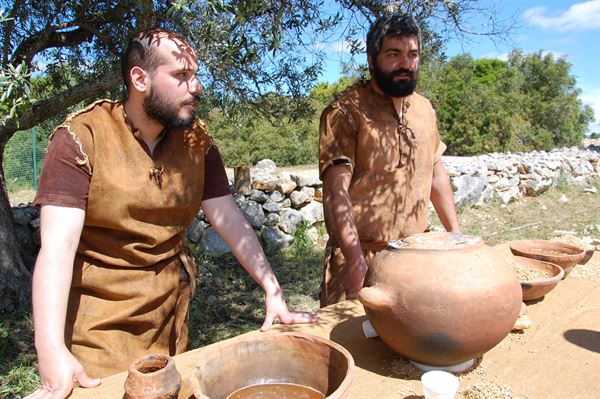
[70,268,600,399]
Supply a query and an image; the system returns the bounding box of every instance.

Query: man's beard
[372,62,418,98]
[143,85,197,130]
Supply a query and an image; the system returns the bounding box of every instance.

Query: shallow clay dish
[509,240,587,277]
[512,256,564,301]
[190,332,354,399]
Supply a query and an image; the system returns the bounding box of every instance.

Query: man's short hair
[366,13,422,58]
[120,28,191,90]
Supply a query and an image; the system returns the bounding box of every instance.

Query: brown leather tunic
[319,81,446,306]
[35,100,214,377]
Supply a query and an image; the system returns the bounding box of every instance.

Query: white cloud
[523,1,600,32]
[314,39,358,54]
[477,50,563,62]
[541,50,565,59]
[480,52,509,61]
[331,39,348,53]
[329,38,365,54]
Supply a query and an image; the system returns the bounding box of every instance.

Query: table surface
[70,254,600,399]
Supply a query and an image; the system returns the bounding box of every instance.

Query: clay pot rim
[388,232,483,251]
[189,331,355,399]
[127,353,174,377]
[509,239,586,259]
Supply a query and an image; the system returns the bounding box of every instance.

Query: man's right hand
[25,347,100,399]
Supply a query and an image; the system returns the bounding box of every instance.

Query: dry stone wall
[11,145,600,266]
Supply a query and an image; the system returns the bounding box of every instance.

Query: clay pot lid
[388,232,482,250]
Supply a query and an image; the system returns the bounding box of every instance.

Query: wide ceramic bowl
[509,240,587,277]
[190,332,354,399]
[511,256,564,301]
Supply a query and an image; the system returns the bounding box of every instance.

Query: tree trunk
[234,165,252,195]
[0,154,32,313]
[0,68,121,314]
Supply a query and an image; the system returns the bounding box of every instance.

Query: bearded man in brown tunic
[27,28,316,399]
[319,13,461,307]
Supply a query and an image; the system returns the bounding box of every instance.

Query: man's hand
[260,291,319,331]
[344,257,369,299]
[25,347,100,399]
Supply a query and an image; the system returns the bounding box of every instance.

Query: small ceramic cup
[420,370,459,399]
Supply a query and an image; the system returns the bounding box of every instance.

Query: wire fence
[3,128,48,195]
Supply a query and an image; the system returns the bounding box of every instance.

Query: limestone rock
[261,226,293,250]
[239,200,265,228]
[187,218,206,243]
[201,227,231,257]
[278,208,304,235]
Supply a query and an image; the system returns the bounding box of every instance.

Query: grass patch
[188,240,322,349]
[0,315,38,398]
[443,179,600,245]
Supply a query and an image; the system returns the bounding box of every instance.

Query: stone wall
[11,145,599,266]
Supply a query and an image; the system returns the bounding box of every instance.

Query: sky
[319,0,600,133]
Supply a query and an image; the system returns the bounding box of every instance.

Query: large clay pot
[124,354,181,399]
[358,232,522,368]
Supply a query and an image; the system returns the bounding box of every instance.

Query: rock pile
[187,159,325,256]
[446,145,599,208]
[11,145,600,265]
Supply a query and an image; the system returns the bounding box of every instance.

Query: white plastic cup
[361,319,379,338]
[420,370,459,399]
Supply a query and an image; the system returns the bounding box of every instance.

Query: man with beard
[318,13,460,307]
[27,28,317,399]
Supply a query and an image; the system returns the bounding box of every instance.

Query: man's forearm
[322,165,365,268]
[32,254,73,351]
[430,162,460,233]
[33,205,85,353]
[202,195,280,295]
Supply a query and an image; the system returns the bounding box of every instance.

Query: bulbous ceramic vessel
[124,354,181,399]
[358,232,522,369]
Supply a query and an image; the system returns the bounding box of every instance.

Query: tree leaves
[424,51,593,155]
[0,62,34,125]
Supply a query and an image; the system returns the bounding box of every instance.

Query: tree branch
[133,0,156,30]
[11,27,94,65]
[0,67,121,138]
[2,0,25,67]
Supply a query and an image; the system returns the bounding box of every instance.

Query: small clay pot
[124,354,181,399]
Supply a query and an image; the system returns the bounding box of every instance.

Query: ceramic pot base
[409,358,475,373]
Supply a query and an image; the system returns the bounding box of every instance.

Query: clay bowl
[509,240,587,277]
[190,332,354,399]
[511,256,564,301]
